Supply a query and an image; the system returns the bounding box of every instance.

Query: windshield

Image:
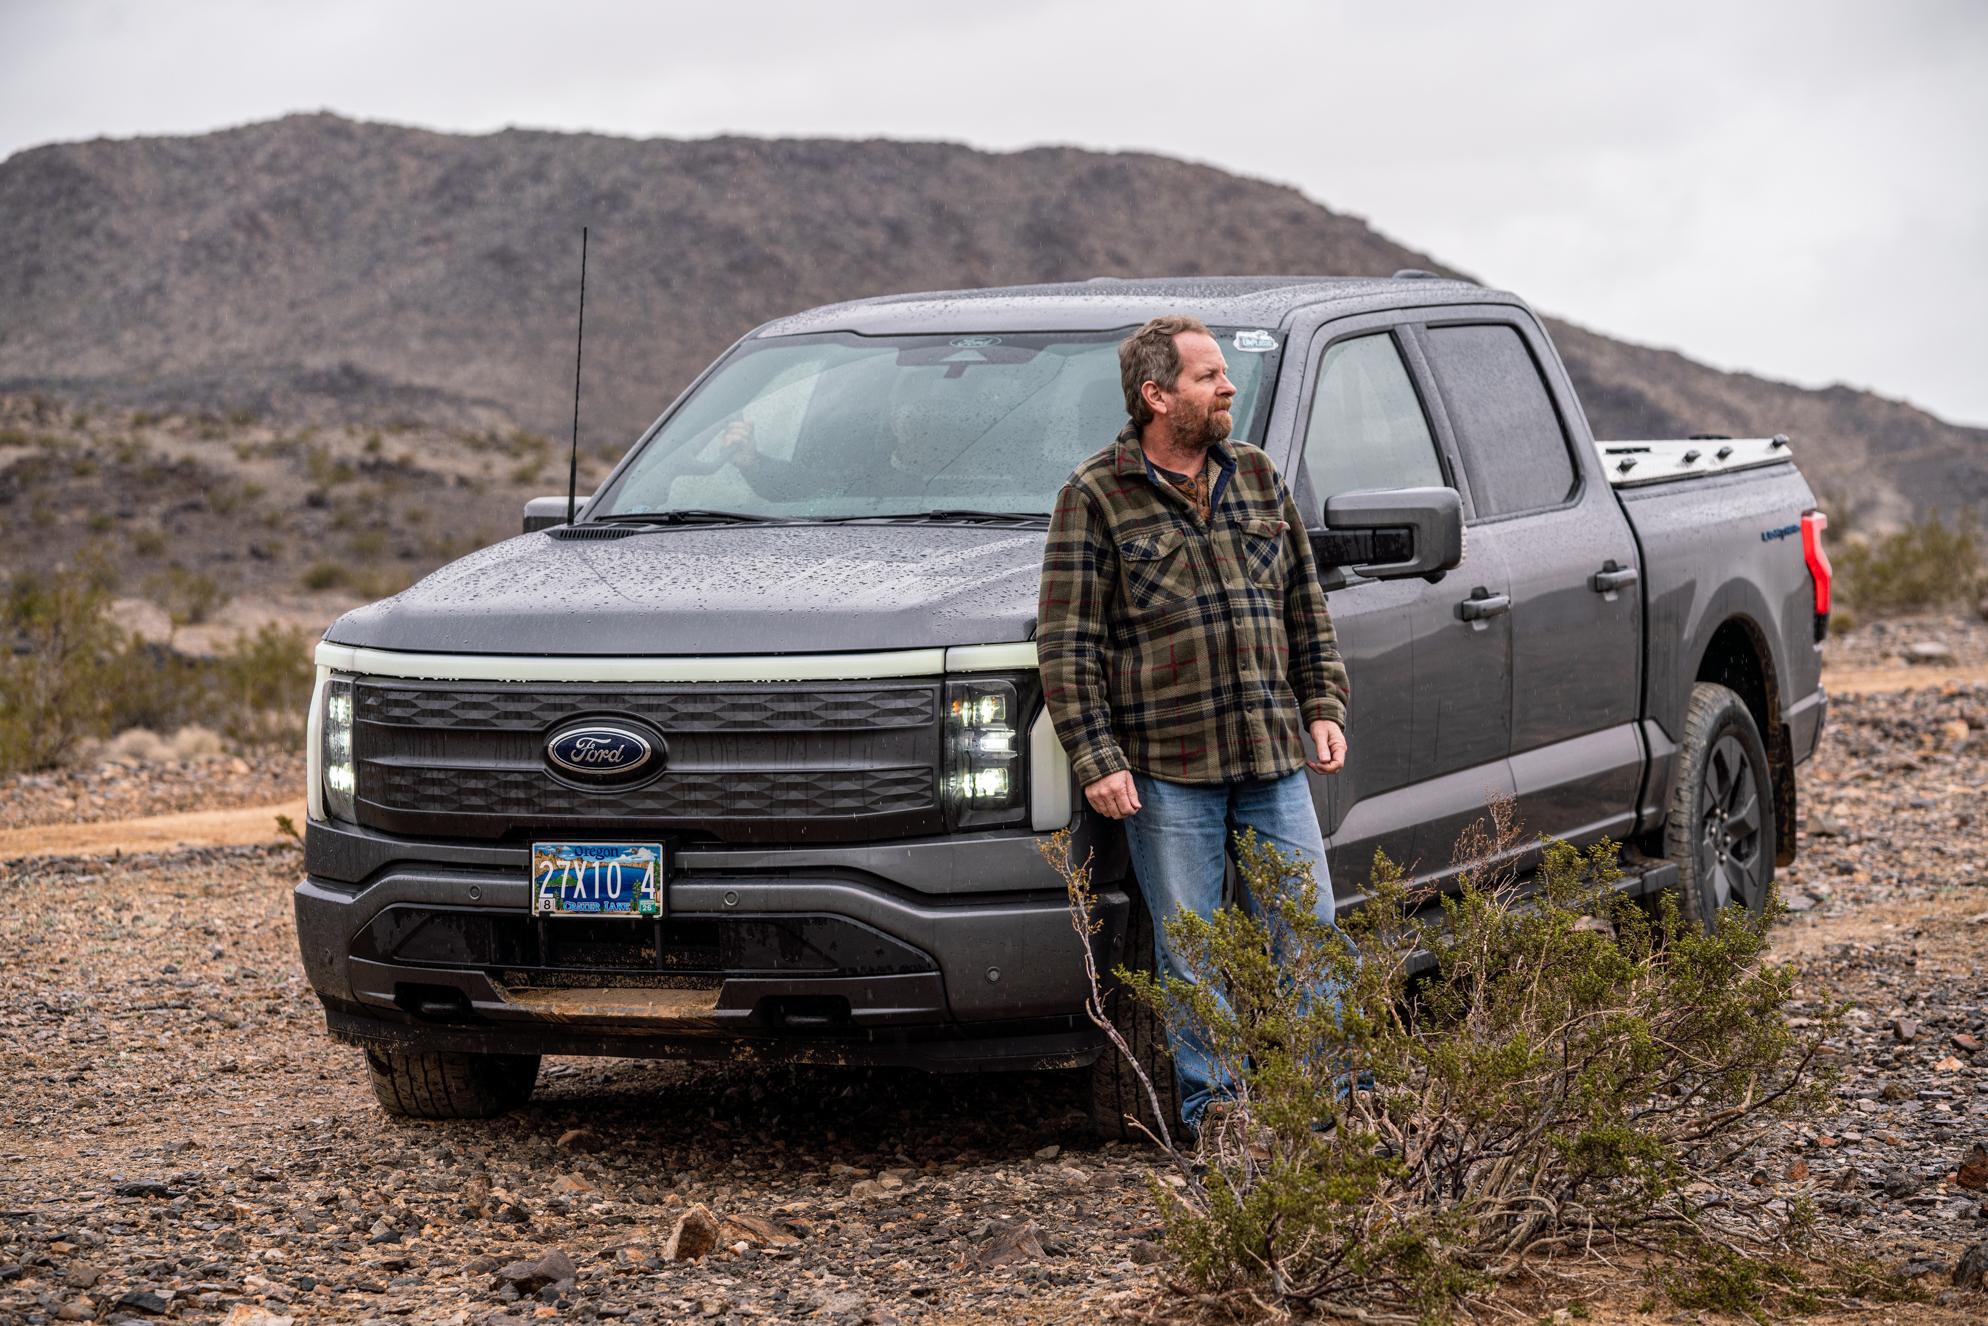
[592,328,1281,521]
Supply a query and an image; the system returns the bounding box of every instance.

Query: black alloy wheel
[1662,681,1777,929]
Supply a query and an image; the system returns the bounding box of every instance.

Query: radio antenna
[565,225,589,525]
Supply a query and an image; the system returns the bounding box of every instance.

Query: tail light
[1801,510,1831,641]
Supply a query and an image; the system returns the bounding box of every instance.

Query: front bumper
[296,816,1128,1072]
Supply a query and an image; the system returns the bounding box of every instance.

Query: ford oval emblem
[546,723,659,784]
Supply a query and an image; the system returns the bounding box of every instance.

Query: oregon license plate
[531,842,665,918]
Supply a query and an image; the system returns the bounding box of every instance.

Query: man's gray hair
[1119,314,1213,428]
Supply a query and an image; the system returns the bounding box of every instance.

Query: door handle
[1590,561,1639,593]
[1456,588,1511,621]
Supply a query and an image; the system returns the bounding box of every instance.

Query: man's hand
[1083,770,1142,819]
[718,418,758,468]
[1307,719,1347,775]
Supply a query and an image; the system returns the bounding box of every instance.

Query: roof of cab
[754,274,1518,338]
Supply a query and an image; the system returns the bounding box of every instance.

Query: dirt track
[1,662,1986,1323]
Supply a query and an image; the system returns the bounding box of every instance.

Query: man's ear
[1140,378,1169,418]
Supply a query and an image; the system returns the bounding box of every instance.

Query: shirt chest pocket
[1235,516,1291,590]
[1119,526,1194,610]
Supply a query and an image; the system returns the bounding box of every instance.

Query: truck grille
[350,678,943,843]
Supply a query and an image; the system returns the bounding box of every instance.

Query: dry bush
[0,567,314,773]
[1044,802,1896,1322]
[1833,511,1986,619]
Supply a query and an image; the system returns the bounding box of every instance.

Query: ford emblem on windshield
[546,722,662,785]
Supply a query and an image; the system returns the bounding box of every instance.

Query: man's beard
[1168,396,1235,449]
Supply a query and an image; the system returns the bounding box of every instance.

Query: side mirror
[1319,487,1464,581]
[524,495,574,533]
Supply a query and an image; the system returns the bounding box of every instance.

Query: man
[1036,314,1349,1132]
[715,390,963,502]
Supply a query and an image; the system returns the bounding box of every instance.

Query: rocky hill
[2,113,1982,525]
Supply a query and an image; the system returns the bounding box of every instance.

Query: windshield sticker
[949,336,1004,348]
[1232,329,1278,353]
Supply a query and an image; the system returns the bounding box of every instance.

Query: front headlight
[322,675,356,822]
[945,677,1025,829]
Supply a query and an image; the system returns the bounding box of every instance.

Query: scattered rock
[1958,1144,1988,1192]
[54,1300,95,1323]
[662,1204,721,1262]
[1891,1017,1921,1044]
[113,1290,173,1315]
[112,1180,176,1198]
[1956,1242,1988,1291]
[967,1220,1047,1268]
[1781,890,1816,913]
[1906,641,1954,664]
[1954,1032,1983,1054]
[1034,1144,1061,1161]
[222,1308,296,1326]
[492,1248,577,1293]
[717,1213,800,1248]
[549,1173,597,1195]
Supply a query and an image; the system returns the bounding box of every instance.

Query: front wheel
[1086,888,1182,1143]
[1662,682,1776,929]
[364,1047,540,1119]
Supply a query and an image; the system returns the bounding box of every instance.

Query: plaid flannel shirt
[1037,424,1350,787]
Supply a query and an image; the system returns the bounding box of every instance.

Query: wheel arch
[1694,615,1797,867]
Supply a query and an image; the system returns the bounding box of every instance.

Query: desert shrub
[0,566,129,771]
[1045,803,1859,1322]
[146,564,228,629]
[350,566,418,599]
[305,443,356,488]
[0,566,315,773]
[1832,511,1986,617]
[300,562,350,592]
[209,623,315,747]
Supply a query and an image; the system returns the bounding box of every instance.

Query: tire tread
[364,1047,539,1119]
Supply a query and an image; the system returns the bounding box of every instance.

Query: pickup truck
[295,274,1831,1135]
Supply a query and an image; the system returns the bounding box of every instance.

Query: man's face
[1156,332,1237,449]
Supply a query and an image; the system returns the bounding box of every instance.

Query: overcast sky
[4,0,1984,426]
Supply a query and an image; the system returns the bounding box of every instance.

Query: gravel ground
[3,683,1987,1323]
[1822,614,1988,671]
[0,753,302,833]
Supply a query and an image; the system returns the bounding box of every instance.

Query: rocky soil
[2,674,1987,1323]
[0,753,303,833]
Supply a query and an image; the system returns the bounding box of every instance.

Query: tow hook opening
[394,982,475,1023]
[762,995,853,1030]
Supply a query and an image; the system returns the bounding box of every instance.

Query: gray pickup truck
[296,275,1831,1132]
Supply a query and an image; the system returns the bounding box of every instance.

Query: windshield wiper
[589,509,796,526]
[822,509,1049,526]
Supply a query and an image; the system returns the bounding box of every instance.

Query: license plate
[531,842,665,918]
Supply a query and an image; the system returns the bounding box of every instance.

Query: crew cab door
[1282,316,1515,903]
[1413,315,1643,854]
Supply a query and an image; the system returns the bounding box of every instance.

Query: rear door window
[1298,332,1445,508]
[1422,323,1576,518]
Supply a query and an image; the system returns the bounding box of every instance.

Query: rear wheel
[1087,889,1181,1143]
[1662,682,1776,929]
[364,1047,540,1119]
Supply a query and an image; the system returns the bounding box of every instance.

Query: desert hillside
[2,113,1982,528]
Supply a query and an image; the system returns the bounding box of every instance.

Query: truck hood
[323,524,1047,655]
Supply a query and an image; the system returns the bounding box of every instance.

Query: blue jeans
[1119,768,1335,1131]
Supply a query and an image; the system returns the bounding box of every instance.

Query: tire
[1087,890,1182,1144]
[364,1047,540,1119]
[1662,682,1777,930]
